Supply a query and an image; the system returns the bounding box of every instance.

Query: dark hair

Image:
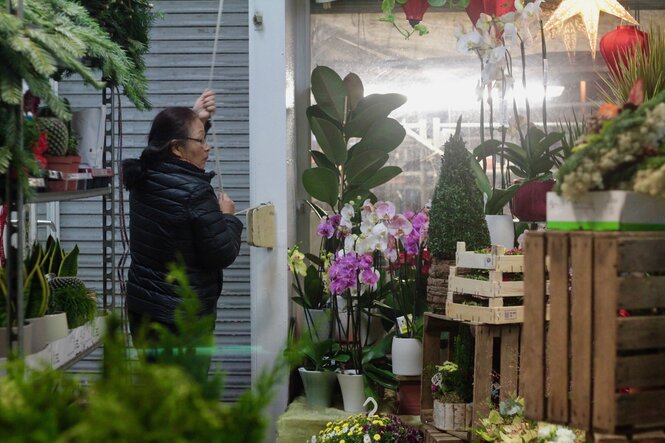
[122,107,199,189]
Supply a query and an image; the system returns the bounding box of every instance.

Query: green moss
[429,130,490,259]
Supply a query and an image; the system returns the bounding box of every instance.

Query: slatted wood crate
[421,313,523,432]
[446,242,527,324]
[522,231,665,435]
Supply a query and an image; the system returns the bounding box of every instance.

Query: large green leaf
[310,116,347,165]
[24,262,48,319]
[343,73,364,111]
[59,245,79,277]
[310,150,337,172]
[345,149,389,185]
[311,66,347,123]
[302,168,339,207]
[351,118,406,154]
[345,93,407,137]
[485,184,521,216]
[468,154,492,199]
[473,139,503,160]
[361,166,402,189]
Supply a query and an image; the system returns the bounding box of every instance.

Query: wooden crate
[522,231,665,435]
[455,242,525,272]
[445,294,525,324]
[448,266,524,298]
[421,313,523,431]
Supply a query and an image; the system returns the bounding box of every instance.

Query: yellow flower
[373,434,381,441]
[287,245,307,276]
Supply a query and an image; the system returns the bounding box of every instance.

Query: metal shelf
[29,186,112,203]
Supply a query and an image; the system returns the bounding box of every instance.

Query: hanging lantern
[466,0,515,27]
[402,0,430,28]
[600,25,649,77]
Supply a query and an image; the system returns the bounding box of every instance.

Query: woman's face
[172,118,210,169]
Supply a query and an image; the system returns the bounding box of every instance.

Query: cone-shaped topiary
[429,119,490,259]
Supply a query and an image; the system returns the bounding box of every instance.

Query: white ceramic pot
[27,312,69,352]
[485,214,515,248]
[336,369,366,412]
[298,367,337,408]
[304,308,331,342]
[391,337,423,376]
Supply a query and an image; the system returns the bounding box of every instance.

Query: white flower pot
[391,337,423,376]
[485,214,514,248]
[298,367,337,408]
[27,312,69,352]
[336,369,366,412]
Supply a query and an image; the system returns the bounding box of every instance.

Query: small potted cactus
[38,115,81,192]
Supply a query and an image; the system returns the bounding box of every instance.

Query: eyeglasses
[185,137,208,145]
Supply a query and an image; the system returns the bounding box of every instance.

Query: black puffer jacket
[126,158,243,326]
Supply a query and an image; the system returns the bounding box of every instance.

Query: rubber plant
[302,65,407,213]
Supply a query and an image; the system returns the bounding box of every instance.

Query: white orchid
[456,28,485,54]
[341,203,355,221]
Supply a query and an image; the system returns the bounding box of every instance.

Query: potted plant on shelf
[472,127,564,223]
[288,244,331,342]
[0,0,146,198]
[428,328,474,431]
[552,81,665,230]
[384,206,431,377]
[428,118,490,313]
[285,329,347,408]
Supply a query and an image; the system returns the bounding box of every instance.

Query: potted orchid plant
[291,65,409,411]
[456,1,562,226]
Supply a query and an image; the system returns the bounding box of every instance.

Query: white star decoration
[544,0,639,59]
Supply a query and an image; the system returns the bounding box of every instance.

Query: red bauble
[511,179,554,222]
[466,0,515,27]
[600,26,649,77]
[401,0,430,27]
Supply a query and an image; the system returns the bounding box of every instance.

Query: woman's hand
[193,89,216,124]
[218,192,236,214]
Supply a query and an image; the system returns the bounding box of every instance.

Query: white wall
[249,0,309,441]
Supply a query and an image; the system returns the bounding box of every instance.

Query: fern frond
[0,147,14,174]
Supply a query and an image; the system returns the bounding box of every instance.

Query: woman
[122,91,243,343]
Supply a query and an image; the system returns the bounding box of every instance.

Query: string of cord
[208,0,225,192]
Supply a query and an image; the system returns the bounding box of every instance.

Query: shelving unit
[3,81,117,365]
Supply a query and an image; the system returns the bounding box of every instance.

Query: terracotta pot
[45,154,81,192]
[398,379,421,415]
[511,179,554,222]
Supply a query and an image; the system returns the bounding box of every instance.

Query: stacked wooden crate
[446,242,527,324]
[522,231,665,436]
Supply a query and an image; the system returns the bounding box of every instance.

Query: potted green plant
[295,65,408,411]
[473,127,565,222]
[288,244,330,342]
[428,118,490,312]
[0,0,146,198]
[285,330,347,408]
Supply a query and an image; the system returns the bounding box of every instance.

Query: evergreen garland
[429,122,490,259]
[79,0,161,110]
